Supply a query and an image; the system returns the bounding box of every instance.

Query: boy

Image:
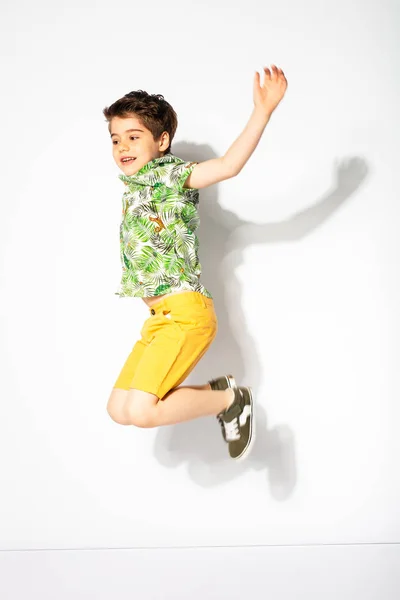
[104,65,287,461]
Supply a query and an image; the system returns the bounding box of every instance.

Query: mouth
[121,157,137,165]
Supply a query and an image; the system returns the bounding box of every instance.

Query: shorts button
[151,309,155,315]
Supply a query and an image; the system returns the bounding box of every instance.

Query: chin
[121,162,139,174]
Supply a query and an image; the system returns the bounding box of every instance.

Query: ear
[158,131,170,152]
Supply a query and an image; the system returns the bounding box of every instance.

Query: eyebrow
[110,128,144,138]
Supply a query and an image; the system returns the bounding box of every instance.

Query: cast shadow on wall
[153,142,369,499]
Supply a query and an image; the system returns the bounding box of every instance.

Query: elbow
[224,164,241,179]
[229,168,241,179]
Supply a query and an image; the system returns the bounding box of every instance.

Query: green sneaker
[209,374,236,391]
[209,375,237,442]
[217,386,255,461]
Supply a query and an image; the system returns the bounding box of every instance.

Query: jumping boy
[104,65,287,461]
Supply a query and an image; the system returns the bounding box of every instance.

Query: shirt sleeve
[163,160,199,191]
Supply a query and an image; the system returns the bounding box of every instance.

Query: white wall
[1,0,399,594]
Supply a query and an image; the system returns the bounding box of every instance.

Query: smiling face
[110,115,170,175]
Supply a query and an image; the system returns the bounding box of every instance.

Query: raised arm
[184,65,288,190]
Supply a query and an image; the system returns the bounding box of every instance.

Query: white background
[1,0,399,596]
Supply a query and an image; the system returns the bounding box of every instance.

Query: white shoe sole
[233,387,256,462]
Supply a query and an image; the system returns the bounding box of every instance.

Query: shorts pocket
[167,307,217,330]
[162,308,198,328]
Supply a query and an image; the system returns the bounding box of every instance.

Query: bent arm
[184,66,287,190]
[184,107,272,190]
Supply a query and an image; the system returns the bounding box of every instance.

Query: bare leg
[107,384,234,428]
[174,383,212,391]
[156,385,232,423]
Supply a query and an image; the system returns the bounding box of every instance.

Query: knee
[107,402,155,427]
[124,397,157,428]
[126,405,156,428]
[107,402,129,425]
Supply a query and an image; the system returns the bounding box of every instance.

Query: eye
[130,136,139,141]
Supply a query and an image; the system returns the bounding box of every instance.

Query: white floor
[1,544,399,600]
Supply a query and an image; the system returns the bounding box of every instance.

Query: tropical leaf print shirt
[116,154,212,299]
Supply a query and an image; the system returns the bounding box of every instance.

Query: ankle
[225,388,235,410]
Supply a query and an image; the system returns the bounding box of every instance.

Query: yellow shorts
[113,291,218,399]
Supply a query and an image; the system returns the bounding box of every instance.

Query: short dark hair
[102,90,178,154]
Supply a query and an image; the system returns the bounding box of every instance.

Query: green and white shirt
[115,154,212,299]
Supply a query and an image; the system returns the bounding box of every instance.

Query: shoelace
[217,388,244,440]
[216,415,228,437]
[223,418,240,442]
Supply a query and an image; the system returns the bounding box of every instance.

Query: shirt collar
[118,153,181,187]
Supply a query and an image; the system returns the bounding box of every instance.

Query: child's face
[110,115,170,175]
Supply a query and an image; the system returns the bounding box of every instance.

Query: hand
[253,65,288,116]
